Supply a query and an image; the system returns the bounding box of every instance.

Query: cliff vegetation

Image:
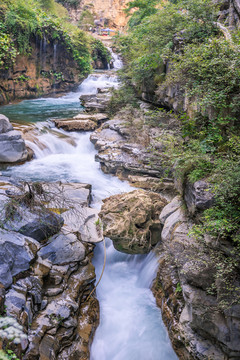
[0,0,110,103]
[114,0,240,258]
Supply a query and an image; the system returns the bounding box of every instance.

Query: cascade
[0,53,178,359]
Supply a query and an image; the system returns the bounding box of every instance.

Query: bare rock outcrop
[99,190,167,254]
[152,196,240,360]
[0,179,102,359]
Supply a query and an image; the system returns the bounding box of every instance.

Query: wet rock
[5,277,42,321]
[0,115,28,163]
[78,208,103,243]
[100,190,167,254]
[38,232,86,265]
[184,180,214,215]
[153,193,240,360]
[0,229,40,288]
[127,175,176,197]
[80,92,111,113]
[161,206,187,242]
[90,112,177,182]
[19,213,64,242]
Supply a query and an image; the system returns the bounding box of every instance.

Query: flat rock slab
[54,119,97,132]
[73,113,108,122]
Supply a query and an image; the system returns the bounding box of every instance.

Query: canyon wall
[68,0,129,29]
[0,37,83,106]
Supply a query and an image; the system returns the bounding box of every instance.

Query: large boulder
[100,190,167,254]
[0,114,28,163]
[0,229,40,288]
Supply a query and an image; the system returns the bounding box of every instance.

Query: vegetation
[0,0,108,75]
[115,0,240,254]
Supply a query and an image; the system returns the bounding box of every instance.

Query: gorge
[0,0,240,360]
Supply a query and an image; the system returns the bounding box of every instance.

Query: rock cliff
[67,0,129,29]
[0,37,83,106]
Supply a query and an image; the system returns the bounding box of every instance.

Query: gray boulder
[0,114,13,133]
[0,229,40,288]
[0,114,28,163]
[38,232,85,265]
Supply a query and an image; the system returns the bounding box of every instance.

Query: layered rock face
[90,107,178,198]
[0,38,82,105]
[0,115,29,163]
[0,179,102,359]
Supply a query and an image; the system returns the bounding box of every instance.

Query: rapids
[0,57,178,359]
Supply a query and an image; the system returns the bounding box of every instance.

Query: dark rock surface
[0,180,101,359]
[0,229,40,288]
[19,213,64,242]
[152,197,240,360]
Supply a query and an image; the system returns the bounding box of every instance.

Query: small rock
[0,114,13,133]
[18,212,64,242]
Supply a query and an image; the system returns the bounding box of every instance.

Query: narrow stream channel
[0,59,178,359]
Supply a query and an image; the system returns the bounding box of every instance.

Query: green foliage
[79,9,94,30]
[0,0,92,75]
[116,0,218,90]
[175,282,182,294]
[107,82,139,117]
[125,0,161,27]
[118,0,240,256]
[56,0,80,9]
[91,39,111,65]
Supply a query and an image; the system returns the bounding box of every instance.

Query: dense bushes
[116,0,240,247]
[0,0,92,74]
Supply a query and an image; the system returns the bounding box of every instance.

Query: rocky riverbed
[0,52,239,360]
[0,176,102,359]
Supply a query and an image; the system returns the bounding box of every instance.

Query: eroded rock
[100,190,167,254]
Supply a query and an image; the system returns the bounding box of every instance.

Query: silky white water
[91,240,178,360]
[0,61,178,359]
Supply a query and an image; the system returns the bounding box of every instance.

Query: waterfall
[43,35,47,70]
[53,43,57,71]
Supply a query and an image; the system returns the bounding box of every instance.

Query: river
[0,58,178,360]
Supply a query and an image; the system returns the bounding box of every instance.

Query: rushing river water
[0,60,178,359]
